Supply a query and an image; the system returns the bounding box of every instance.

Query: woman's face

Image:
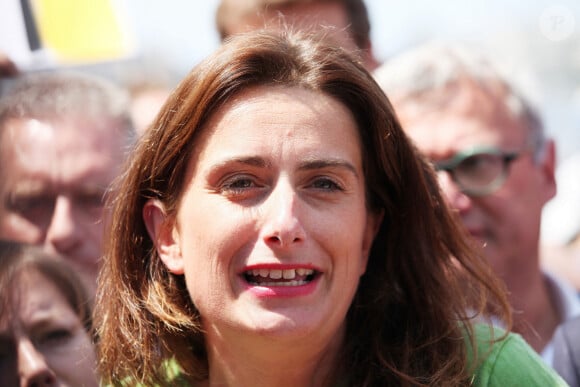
[0,269,97,386]
[146,85,381,344]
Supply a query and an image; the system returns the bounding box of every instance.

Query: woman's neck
[200,323,345,387]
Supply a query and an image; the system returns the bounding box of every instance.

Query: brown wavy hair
[95,29,510,386]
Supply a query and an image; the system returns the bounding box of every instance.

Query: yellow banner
[31,0,134,64]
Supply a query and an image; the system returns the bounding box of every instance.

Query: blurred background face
[227,2,356,50]
[395,82,555,280]
[224,2,379,69]
[0,117,126,295]
[0,269,97,386]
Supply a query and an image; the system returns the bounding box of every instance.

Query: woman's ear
[143,199,184,274]
[360,209,384,275]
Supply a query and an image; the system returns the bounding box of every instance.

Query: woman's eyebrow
[297,158,359,178]
[207,156,359,178]
[210,156,271,170]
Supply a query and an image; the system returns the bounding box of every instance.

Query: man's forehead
[401,79,525,127]
[2,115,123,135]
[398,100,527,160]
[0,118,55,149]
[0,118,123,194]
[1,117,125,154]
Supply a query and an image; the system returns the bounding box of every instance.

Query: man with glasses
[374,42,580,367]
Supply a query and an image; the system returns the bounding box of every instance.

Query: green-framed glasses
[433,146,523,197]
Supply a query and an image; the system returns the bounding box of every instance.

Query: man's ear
[539,139,557,203]
[143,199,184,274]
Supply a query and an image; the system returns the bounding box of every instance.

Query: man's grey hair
[0,71,135,144]
[374,42,546,160]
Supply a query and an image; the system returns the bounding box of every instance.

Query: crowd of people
[0,0,578,385]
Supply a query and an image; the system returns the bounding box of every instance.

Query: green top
[470,324,568,386]
[114,324,568,386]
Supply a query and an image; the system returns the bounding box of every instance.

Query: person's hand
[0,52,19,77]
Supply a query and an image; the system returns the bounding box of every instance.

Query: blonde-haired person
[95,30,566,386]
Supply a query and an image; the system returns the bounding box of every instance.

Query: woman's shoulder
[470,324,568,386]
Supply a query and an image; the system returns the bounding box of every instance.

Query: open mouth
[243,268,318,287]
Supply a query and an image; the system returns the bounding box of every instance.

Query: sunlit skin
[395,80,557,351]
[0,270,98,386]
[145,85,382,386]
[396,84,555,283]
[0,117,126,296]
[130,87,171,135]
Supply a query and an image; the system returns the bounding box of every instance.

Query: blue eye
[222,178,254,190]
[228,179,254,188]
[220,176,263,197]
[311,178,342,191]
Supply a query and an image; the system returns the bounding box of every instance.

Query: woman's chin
[239,306,326,340]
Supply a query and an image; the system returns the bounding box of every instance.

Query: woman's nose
[261,180,306,248]
[17,339,57,387]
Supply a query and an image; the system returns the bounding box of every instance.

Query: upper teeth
[250,268,314,279]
